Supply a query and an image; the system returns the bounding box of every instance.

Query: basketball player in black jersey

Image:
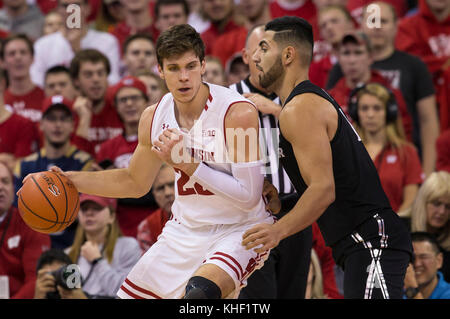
[242,16,413,299]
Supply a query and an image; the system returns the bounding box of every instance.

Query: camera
[46,265,81,299]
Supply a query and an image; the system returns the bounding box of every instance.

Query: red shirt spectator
[347,0,408,25]
[312,222,343,299]
[374,144,424,213]
[396,0,450,131]
[436,129,450,173]
[136,208,170,252]
[201,20,246,58]
[210,25,248,67]
[110,22,159,54]
[309,54,337,89]
[269,0,316,21]
[0,207,50,299]
[0,113,38,158]
[4,86,45,123]
[328,70,413,142]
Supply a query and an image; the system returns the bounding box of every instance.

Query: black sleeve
[325,63,344,90]
[411,55,435,101]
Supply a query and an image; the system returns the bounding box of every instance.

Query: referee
[230,25,312,299]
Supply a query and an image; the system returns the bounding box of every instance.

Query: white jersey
[150,83,269,227]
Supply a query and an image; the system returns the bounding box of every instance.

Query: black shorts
[331,210,413,299]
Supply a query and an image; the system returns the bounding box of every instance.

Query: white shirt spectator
[30,29,121,87]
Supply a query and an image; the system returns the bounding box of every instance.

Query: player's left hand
[242,223,282,253]
[263,179,281,214]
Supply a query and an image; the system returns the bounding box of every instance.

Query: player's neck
[8,76,34,96]
[249,74,269,94]
[276,70,308,106]
[173,83,209,130]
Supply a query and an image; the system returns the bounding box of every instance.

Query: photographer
[34,249,88,299]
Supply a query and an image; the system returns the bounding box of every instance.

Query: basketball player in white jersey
[22,24,274,299]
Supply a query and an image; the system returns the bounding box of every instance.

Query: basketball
[18,171,80,234]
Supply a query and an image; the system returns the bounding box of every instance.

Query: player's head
[156,24,206,103]
[152,164,175,214]
[40,95,75,149]
[0,160,14,216]
[252,17,314,91]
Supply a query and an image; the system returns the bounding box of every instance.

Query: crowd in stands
[0,0,449,299]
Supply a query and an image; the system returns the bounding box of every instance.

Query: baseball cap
[111,76,148,105]
[79,194,118,210]
[340,31,372,52]
[41,95,74,118]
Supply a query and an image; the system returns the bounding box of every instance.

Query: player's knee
[183,276,222,299]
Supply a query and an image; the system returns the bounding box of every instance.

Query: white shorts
[117,215,274,299]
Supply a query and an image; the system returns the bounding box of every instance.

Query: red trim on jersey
[119,285,145,299]
[214,252,244,278]
[208,93,213,102]
[124,278,163,299]
[223,101,256,146]
[209,256,241,280]
[149,94,167,142]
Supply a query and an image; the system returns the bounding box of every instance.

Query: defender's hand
[242,223,281,253]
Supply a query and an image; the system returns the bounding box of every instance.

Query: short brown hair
[156,24,205,67]
[69,49,111,79]
[1,34,34,59]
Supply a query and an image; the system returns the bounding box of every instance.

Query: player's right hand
[48,165,68,177]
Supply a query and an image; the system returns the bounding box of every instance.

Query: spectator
[14,95,93,249]
[0,0,44,41]
[110,0,157,53]
[69,49,124,154]
[94,0,125,33]
[351,82,424,214]
[137,164,174,253]
[122,34,157,77]
[305,248,328,299]
[269,0,317,22]
[358,2,439,178]
[0,161,50,299]
[203,55,227,86]
[328,31,413,141]
[436,129,450,173]
[34,248,88,299]
[346,0,408,25]
[0,67,39,172]
[238,0,272,30]
[396,0,450,132]
[403,232,450,299]
[2,34,46,124]
[30,0,121,88]
[309,4,355,88]
[225,53,248,86]
[42,10,64,36]
[186,0,211,33]
[44,65,78,101]
[154,0,189,34]
[66,194,142,297]
[136,70,167,104]
[201,0,248,65]
[96,76,158,237]
[406,171,450,282]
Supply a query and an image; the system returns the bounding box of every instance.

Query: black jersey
[279,80,391,246]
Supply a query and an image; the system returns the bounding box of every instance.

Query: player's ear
[200,59,206,76]
[283,46,295,65]
[158,64,164,80]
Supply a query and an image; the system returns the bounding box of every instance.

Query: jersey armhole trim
[149,94,167,144]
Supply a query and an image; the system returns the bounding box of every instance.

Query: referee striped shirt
[229,77,295,196]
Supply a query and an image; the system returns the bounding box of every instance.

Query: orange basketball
[18,171,80,234]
